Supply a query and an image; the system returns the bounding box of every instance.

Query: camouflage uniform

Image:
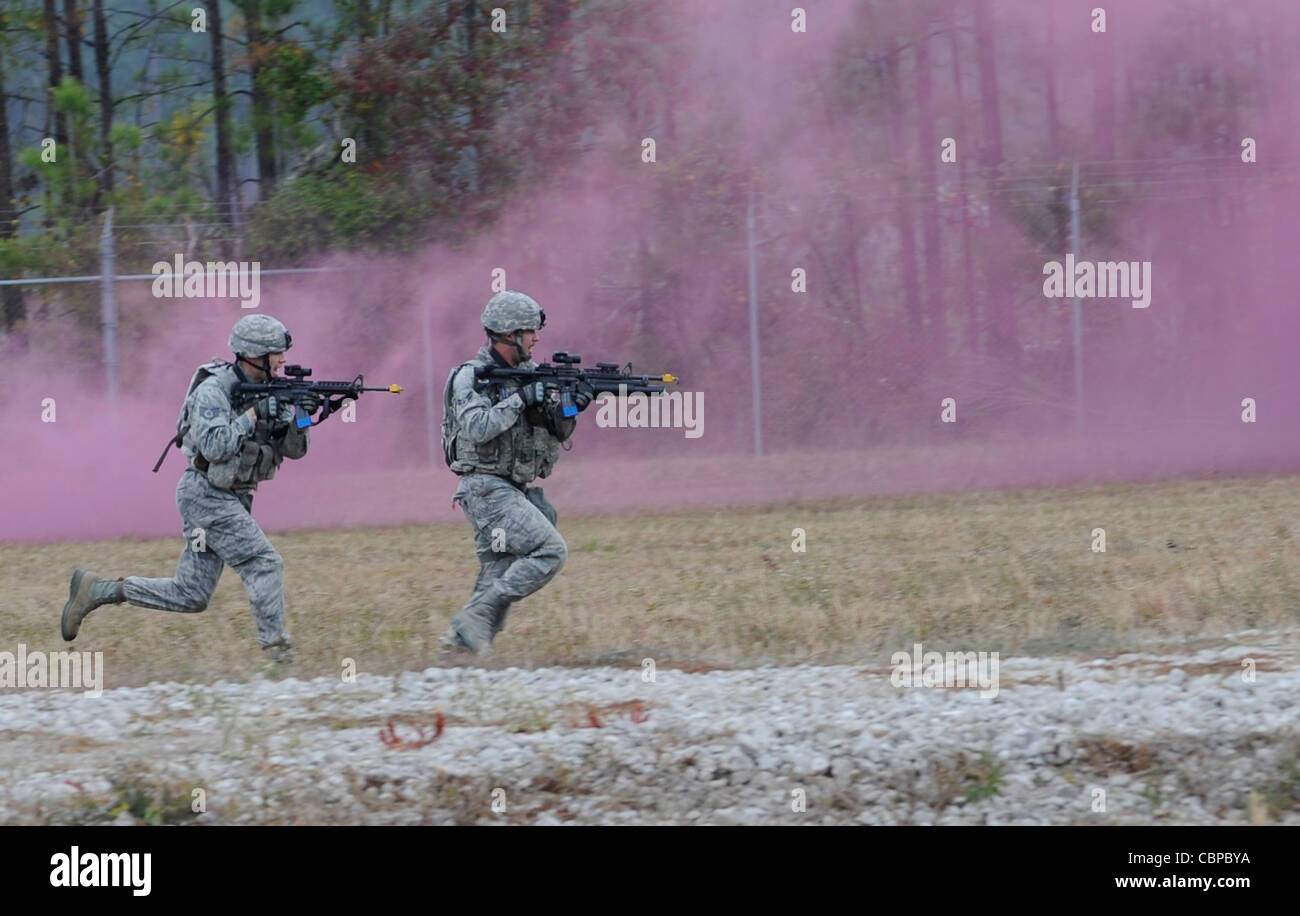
[123,360,308,647]
[61,315,308,651]
[443,291,580,652]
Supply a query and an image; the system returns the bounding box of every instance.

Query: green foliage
[46,767,200,826]
[108,123,142,152]
[1253,754,1300,817]
[244,167,430,262]
[263,42,335,122]
[961,753,1004,802]
[51,77,93,118]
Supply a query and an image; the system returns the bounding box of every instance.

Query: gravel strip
[2,632,1297,825]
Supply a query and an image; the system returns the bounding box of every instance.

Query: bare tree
[947,20,978,351]
[885,41,924,377]
[973,0,1019,375]
[0,43,26,333]
[43,0,67,160]
[91,0,112,196]
[914,28,945,359]
[241,0,278,201]
[1092,17,1116,160]
[63,0,85,83]
[210,0,236,241]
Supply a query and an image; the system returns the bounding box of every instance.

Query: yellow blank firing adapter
[388,384,404,393]
[661,374,677,384]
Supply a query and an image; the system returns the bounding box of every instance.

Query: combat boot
[448,583,509,654]
[261,637,293,665]
[61,569,125,641]
[490,600,515,640]
[436,625,475,658]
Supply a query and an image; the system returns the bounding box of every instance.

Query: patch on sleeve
[199,406,221,420]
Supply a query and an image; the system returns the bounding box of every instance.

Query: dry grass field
[4,473,1299,687]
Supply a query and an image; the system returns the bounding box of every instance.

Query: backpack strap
[441,362,476,467]
[152,361,232,472]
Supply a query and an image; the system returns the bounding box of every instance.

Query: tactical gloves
[518,381,547,408]
[519,381,595,412]
[296,393,322,416]
[253,395,295,424]
[572,382,596,412]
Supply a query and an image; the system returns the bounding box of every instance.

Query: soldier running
[60,314,319,661]
[439,291,595,654]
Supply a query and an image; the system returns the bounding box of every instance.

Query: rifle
[153,364,403,473]
[232,364,404,427]
[474,351,677,417]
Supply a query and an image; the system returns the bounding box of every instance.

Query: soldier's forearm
[196,410,257,463]
[457,398,522,445]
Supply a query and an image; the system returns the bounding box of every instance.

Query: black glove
[518,381,546,408]
[296,392,322,416]
[572,382,596,413]
[253,395,293,423]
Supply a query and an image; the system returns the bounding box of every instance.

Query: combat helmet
[229,314,291,377]
[482,291,545,362]
[229,314,292,357]
[482,291,545,334]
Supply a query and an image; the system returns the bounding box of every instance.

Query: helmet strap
[235,354,273,380]
[489,331,528,366]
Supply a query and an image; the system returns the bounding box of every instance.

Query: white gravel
[2,631,1297,825]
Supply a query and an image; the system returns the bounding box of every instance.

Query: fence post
[100,207,119,403]
[746,187,763,457]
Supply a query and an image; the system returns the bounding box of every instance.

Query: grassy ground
[4,473,1299,687]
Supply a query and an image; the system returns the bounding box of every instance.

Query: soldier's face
[518,330,538,360]
[240,350,286,380]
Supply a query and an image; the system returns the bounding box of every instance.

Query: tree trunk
[63,0,85,83]
[886,44,924,379]
[92,0,113,196]
[1092,13,1116,160]
[0,49,27,334]
[210,0,235,243]
[973,0,1019,376]
[356,0,376,41]
[1044,0,1061,162]
[973,0,1003,170]
[342,0,379,153]
[539,0,575,123]
[43,0,67,164]
[245,1,278,201]
[463,0,482,193]
[947,24,978,352]
[914,31,945,359]
[1043,0,1067,252]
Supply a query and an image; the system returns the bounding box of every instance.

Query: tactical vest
[177,362,290,491]
[445,351,562,485]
